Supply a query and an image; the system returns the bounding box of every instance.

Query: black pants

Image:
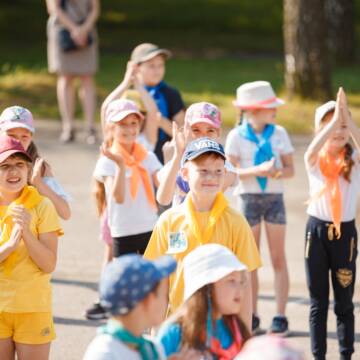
[113,231,152,257]
[305,216,357,360]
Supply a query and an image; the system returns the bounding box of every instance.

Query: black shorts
[112,231,152,257]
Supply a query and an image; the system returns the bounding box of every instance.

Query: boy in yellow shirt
[144,137,261,329]
[0,136,63,360]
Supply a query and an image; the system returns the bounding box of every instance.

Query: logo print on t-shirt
[166,231,188,254]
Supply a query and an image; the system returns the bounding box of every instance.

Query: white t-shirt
[137,133,154,152]
[225,125,294,194]
[306,153,360,221]
[83,334,166,360]
[93,152,162,237]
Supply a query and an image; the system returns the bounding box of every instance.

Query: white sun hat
[183,244,247,302]
[233,81,285,110]
[314,100,336,130]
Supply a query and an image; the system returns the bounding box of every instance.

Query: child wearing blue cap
[83,255,200,360]
[145,138,261,330]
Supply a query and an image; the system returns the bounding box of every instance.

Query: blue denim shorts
[240,193,286,227]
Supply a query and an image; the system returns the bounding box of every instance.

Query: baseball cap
[314,100,336,130]
[233,81,285,110]
[0,135,32,163]
[131,43,172,64]
[181,137,226,167]
[105,99,145,124]
[0,106,35,133]
[183,244,247,302]
[185,102,221,129]
[100,254,176,315]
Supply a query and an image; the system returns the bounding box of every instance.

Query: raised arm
[342,89,360,154]
[100,61,137,131]
[305,88,343,168]
[156,123,185,206]
[133,75,159,147]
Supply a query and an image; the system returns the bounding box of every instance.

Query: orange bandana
[111,142,157,209]
[318,148,346,238]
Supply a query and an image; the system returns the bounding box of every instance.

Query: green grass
[0,0,360,133]
[2,55,360,133]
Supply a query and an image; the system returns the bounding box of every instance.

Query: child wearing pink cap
[0,135,63,360]
[0,106,71,220]
[156,102,237,207]
[225,81,294,336]
[86,99,162,320]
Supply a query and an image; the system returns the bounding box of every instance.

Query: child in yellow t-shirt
[0,136,63,360]
[144,137,262,329]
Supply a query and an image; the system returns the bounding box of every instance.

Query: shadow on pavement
[54,316,104,328]
[52,278,98,291]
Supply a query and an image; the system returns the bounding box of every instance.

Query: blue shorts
[240,193,286,227]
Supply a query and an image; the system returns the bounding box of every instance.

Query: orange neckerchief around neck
[185,192,228,245]
[111,141,157,209]
[209,317,243,360]
[318,148,346,238]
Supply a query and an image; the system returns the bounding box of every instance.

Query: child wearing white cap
[86,99,163,320]
[304,87,360,360]
[225,81,294,335]
[156,102,237,207]
[0,105,71,220]
[157,244,251,359]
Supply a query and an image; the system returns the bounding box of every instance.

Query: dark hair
[178,286,251,351]
[341,143,354,182]
[26,141,40,162]
[237,110,245,126]
[7,153,32,163]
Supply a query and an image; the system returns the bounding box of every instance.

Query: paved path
[33,121,359,359]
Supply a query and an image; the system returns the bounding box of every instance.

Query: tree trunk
[325,0,356,63]
[283,0,332,101]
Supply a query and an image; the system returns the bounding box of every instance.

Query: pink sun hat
[185,102,222,129]
[233,81,285,110]
[0,105,35,133]
[105,99,145,124]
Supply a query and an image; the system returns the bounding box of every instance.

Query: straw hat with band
[233,81,285,110]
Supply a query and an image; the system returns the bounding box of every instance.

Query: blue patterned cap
[181,137,226,167]
[100,255,176,315]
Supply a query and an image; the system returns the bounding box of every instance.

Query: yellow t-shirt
[0,197,63,313]
[144,203,262,313]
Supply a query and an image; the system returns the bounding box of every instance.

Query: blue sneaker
[269,316,289,337]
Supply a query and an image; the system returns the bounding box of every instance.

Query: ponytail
[93,179,107,217]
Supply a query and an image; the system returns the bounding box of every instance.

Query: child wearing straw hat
[225,81,294,335]
[144,138,261,330]
[304,88,360,360]
[157,244,251,359]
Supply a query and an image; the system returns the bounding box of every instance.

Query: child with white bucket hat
[225,81,294,335]
[157,244,251,359]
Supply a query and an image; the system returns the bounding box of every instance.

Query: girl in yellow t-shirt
[0,135,63,360]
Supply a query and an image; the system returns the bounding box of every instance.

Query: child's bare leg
[0,338,15,360]
[265,222,289,316]
[16,342,50,360]
[250,223,261,315]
